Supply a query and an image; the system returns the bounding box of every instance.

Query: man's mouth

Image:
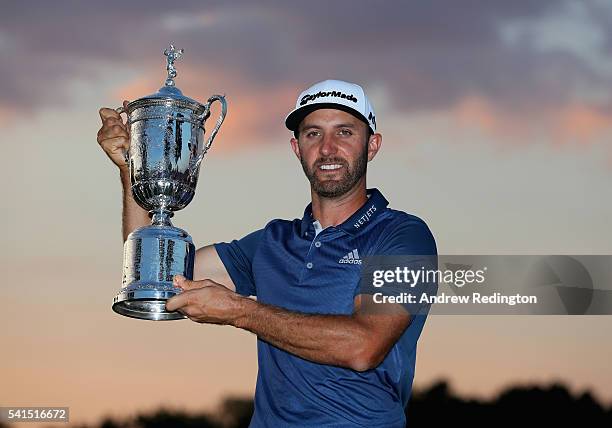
[318,163,343,171]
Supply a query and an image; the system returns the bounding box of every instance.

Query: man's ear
[290,137,301,160]
[367,133,382,162]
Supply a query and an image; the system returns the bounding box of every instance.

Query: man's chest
[251,231,371,314]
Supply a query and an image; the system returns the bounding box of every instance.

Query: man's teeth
[319,164,343,170]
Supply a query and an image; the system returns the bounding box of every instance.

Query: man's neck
[310,181,368,228]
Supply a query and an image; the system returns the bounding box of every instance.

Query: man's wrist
[231,295,258,329]
[119,166,134,195]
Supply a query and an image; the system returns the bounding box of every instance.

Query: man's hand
[166,275,249,325]
[97,100,130,169]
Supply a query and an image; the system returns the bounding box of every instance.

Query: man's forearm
[233,298,375,371]
[120,167,149,242]
[167,278,411,371]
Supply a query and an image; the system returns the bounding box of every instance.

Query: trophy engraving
[112,44,227,320]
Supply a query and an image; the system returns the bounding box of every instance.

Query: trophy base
[115,223,195,321]
[113,285,186,321]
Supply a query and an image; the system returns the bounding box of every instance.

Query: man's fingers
[98,136,129,152]
[166,276,213,312]
[99,107,121,122]
[166,291,191,312]
[101,116,122,127]
[97,124,129,142]
[173,275,207,291]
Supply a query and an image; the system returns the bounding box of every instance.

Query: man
[98,79,437,427]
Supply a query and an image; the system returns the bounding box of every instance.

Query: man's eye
[339,129,352,136]
[306,131,320,137]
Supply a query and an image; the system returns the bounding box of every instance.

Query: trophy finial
[163,44,184,87]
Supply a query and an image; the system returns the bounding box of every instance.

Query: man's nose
[319,133,338,156]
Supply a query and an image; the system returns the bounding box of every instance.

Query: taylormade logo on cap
[300,91,358,106]
[285,79,377,133]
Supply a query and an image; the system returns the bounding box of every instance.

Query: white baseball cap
[285,79,377,133]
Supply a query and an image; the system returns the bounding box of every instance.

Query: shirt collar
[300,188,389,237]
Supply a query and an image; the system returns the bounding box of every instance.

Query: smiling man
[98,79,437,427]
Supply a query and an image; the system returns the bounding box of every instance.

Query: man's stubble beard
[300,144,369,198]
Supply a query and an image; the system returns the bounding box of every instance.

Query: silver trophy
[112,45,227,320]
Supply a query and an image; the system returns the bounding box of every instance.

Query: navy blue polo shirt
[214,188,437,427]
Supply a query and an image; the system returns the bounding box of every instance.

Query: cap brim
[285,103,372,133]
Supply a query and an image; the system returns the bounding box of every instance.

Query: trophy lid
[127,44,205,111]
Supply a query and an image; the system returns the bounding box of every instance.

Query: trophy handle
[115,106,130,164]
[190,95,227,176]
[202,95,227,154]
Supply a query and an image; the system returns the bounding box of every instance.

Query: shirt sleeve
[214,229,264,297]
[360,215,438,320]
[376,215,437,256]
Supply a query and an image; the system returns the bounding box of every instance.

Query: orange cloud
[113,73,612,155]
[112,65,297,152]
[451,95,612,147]
[0,105,19,127]
[454,96,515,136]
[556,104,612,143]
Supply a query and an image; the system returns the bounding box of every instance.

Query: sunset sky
[2,1,612,426]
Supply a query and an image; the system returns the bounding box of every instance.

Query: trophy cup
[112,45,227,320]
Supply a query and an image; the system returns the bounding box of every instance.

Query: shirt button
[314,241,321,248]
[306,262,313,269]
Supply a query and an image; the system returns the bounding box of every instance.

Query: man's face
[290,109,378,198]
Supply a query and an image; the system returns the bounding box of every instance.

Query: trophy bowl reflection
[112,45,227,320]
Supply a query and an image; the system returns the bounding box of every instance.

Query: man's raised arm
[97,103,149,242]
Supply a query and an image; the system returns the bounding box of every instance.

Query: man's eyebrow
[299,124,322,132]
[299,123,357,131]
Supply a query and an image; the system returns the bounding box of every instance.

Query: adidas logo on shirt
[339,249,362,265]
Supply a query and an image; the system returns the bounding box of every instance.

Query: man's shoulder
[257,217,302,235]
[263,217,301,228]
[374,208,437,254]
[379,207,433,231]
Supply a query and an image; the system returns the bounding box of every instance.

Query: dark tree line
[3,381,610,428]
[406,381,611,426]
